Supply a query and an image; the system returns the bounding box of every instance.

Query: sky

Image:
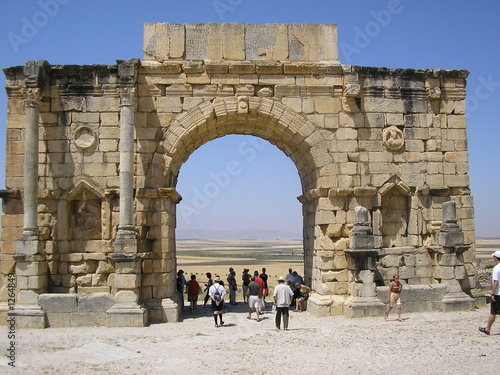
[0,0,499,238]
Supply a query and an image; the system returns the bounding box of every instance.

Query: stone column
[114,84,137,253]
[107,59,147,327]
[344,206,385,317]
[13,61,50,328]
[435,200,475,311]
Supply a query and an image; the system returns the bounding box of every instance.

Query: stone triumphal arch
[1,23,480,327]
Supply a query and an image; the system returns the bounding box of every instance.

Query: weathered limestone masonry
[1,23,479,327]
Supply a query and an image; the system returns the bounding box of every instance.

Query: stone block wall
[0,23,478,325]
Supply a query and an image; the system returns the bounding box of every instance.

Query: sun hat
[214,276,221,282]
[492,250,500,259]
[278,276,285,281]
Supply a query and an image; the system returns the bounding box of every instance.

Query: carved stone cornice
[0,188,21,200]
[158,187,182,203]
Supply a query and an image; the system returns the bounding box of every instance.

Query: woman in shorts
[385,274,404,321]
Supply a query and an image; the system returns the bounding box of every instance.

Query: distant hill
[176,228,301,240]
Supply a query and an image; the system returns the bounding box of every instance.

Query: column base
[307,294,333,317]
[144,296,182,323]
[343,295,386,318]
[106,303,148,327]
[441,292,475,312]
[11,305,47,328]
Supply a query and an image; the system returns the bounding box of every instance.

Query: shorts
[211,300,224,312]
[188,295,198,302]
[248,295,261,309]
[491,295,500,315]
[389,292,401,307]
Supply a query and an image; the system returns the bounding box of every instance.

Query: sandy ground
[0,302,498,375]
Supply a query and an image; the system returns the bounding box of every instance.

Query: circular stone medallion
[382,126,405,151]
[74,126,97,150]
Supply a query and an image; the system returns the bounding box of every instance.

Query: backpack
[213,285,222,302]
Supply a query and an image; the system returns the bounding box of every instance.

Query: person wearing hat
[273,276,294,330]
[479,250,500,335]
[209,275,226,327]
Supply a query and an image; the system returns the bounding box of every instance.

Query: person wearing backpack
[209,275,226,327]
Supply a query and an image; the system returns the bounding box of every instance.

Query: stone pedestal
[441,280,475,312]
[343,206,385,317]
[435,201,475,311]
[307,294,333,317]
[11,290,46,329]
[106,253,148,327]
[106,291,148,327]
[343,265,385,317]
[13,255,48,328]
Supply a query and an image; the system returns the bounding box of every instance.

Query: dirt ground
[1,303,498,375]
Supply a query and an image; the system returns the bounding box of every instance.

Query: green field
[176,238,500,282]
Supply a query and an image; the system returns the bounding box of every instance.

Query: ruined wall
[0,23,477,326]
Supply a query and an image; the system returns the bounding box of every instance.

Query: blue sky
[0,0,499,238]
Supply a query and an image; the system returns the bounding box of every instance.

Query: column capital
[23,87,42,107]
[119,86,136,107]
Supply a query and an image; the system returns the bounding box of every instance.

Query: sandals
[478,327,490,335]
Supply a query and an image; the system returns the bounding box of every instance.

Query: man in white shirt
[479,250,500,335]
[273,276,294,330]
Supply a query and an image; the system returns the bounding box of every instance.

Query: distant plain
[176,238,500,291]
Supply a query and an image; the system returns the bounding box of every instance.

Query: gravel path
[1,304,497,375]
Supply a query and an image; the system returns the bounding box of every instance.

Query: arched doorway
[145,97,331,321]
[174,134,303,312]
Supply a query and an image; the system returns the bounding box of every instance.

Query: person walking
[385,274,404,321]
[227,267,238,305]
[273,276,294,330]
[246,276,262,321]
[208,276,226,327]
[479,250,500,335]
[260,267,269,303]
[186,274,201,314]
[203,272,213,306]
[253,270,265,310]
